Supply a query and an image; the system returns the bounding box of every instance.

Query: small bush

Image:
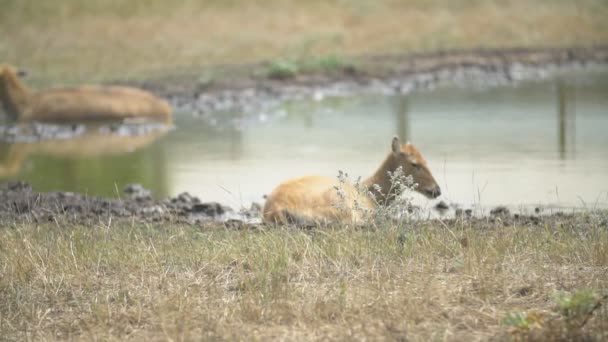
[503,290,608,341]
[502,311,546,331]
[554,289,603,327]
[333,166,418,227]
[266,54,354,79]
[266,58,299,79]
[300,54,352,73]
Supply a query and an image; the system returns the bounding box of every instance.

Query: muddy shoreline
[1,181,604,231]
[0,181,254,226]
[123,46,608,116]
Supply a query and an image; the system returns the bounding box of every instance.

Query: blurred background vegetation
[1,0,607,83]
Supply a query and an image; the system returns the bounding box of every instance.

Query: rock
[3,181,32,192]
[140,205,165,216]
[190,202,228,217]
[455,208,473,218]
[123,183,152,200]
[434,200,449,211]
[174,192,198,204]
[490,206,510,216]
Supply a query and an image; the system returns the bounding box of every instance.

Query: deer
[263,136,441,226]
[0,64,172,123]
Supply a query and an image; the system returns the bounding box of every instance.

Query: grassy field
[2,0,608,83]
[1,213,607,341]
[2,2,608,340]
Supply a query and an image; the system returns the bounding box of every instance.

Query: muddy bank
[0,181,260,226]
[0,121,171,144]
[124,46,608,117]
[1,181,604,231]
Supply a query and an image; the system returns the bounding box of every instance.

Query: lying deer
[263,136,441,225]
[0,64,172,123]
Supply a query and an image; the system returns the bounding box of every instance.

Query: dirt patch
[0,181,260,226]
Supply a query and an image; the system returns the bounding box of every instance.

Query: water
[1,69,607,213]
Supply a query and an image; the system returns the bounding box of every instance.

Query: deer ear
[403,141,413,155]
[391,136,401,155]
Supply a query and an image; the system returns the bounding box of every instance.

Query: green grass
[266,55,353,79]
[1,212,607,340]
[266,59,300,80]
[1,0,607,84]
[299,54,353,73]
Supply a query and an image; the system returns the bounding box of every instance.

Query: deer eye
[412,163,422,170]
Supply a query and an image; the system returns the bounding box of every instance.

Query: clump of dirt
[437,207,607,233]
[0,181,249,225]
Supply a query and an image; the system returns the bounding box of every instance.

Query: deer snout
[424,186,441,199]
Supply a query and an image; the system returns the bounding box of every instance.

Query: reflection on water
[0,123,170,197]
[1,69,607,211]
[557,81,576,159]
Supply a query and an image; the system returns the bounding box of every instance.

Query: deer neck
[363,153,399,206]
[0,69,30,120]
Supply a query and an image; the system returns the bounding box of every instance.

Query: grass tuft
[266,55,354,79]
[266,59,299,79]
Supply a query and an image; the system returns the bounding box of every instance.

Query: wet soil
[121,46,608,116]
[1,181,605,231]
[0,181,260,227]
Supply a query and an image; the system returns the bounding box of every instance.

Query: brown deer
[0,64,172,123]
[263,136,441,225]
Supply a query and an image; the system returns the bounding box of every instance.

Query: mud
[0,181,260,226]
[1,181,605,231]
[123,47,608,120]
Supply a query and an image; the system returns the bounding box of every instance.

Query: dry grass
[1,213,607,341]
[1,0,607,83]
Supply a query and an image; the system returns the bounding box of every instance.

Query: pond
[1,68,607,215]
